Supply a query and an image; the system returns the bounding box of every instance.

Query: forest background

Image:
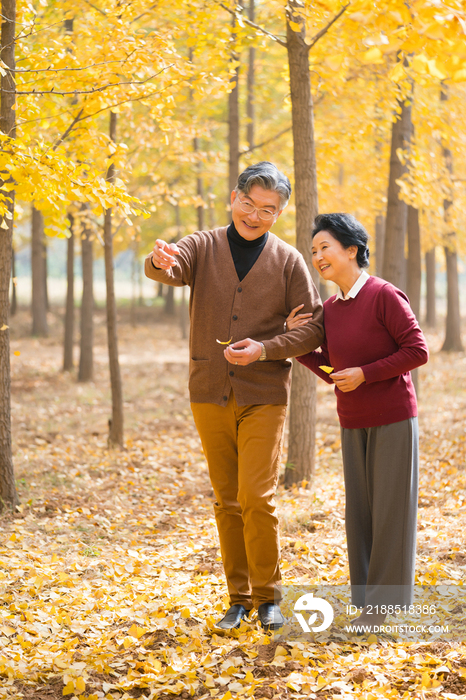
[1,0,466,699]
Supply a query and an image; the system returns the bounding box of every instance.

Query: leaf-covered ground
[1,307,465,700]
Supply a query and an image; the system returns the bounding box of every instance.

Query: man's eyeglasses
[237,197,278,222]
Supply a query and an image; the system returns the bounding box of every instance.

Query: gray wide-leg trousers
[340,417,418,608]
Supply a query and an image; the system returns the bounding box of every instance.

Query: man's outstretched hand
[224,339,262,366]
[151,239,180,270]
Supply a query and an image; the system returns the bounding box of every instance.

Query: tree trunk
[180,286,188,340]
[194,137,205,231]
[208,185,215,229]
[246,0,255,151]
[407,205,421,320]
[0,0,19,509]
[319,279,329,302]
[78,204,94,382]
[63,214,75,371]
[375,214,385,277]
[440,86,463,352]
[406,205,421,394]
[10,245,17,315]
[442,243,463,351]
[137,242,144,307]
[382,99,412,289]
[188,47,205,232]
[104,111,124,447]
[44,238,49,311]
[228,9,241,196]
[285,3,319,487]
[175,204,188,339]
[164,285,175,315]
[31,206,48,336]
[131,238,137,327]
[195,146,204,232]
[425,248,436,328]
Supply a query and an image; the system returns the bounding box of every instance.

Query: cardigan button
[237,287,242,292]
[229,371,234,377]
[232,315,238,321]
[223,395,228,401]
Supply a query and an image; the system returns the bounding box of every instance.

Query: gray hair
[235,161,291,210]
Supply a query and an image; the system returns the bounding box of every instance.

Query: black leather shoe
[214,604,251,632]
[257,603,285,631]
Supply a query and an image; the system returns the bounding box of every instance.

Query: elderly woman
[288,213,428,630]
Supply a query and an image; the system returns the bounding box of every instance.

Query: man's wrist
[259,342,267,361]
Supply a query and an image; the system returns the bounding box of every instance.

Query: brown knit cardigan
[145,226,324,406]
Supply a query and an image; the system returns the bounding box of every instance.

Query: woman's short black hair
[312,213,370,269]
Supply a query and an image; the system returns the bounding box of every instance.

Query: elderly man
[145,162,324,632]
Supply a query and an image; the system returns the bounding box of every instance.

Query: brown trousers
[191,394,287,609]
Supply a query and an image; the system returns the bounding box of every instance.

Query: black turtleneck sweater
[227,222,268,282]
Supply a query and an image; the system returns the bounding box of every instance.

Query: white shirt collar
[334,270,370,302]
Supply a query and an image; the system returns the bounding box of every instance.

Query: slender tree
[188,48,206,234]
[284,2,320,487]
[425,248,436,327]
[104,111,124,447]
[10,245,17,316]
[194,137,205,231]
[407,204,421,394]
[175,205,188,340]
[375,215,385,276]
[228,5,241,196]
[43,237,49,311]
[440,87,463,352]
[374,97,385,277]
[382,98,412,289]
[285,2,348,485]
[164,281,175,315]
[63,213,75,371]
[78,204,94,382]
[131,238,138,326]
[407,205,421,319]
[0,0,19,509]
[31,206,48,336]
[137,240,144,307]
[319,279,329,302]
[246,0,255,151]
[442,240,463,351]
[62,17,76,371]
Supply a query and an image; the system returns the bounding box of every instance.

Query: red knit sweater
[297,276,429,429]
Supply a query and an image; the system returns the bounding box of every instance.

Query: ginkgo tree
[211,0,466,486]
[0,0,234,507]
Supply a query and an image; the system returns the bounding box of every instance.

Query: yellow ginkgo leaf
[288,20,302,32]
[319,365,334,374]
[362,47,383,64]
[216,337,232,345]
[75,677,86,692]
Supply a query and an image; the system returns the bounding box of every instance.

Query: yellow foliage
[362,47,384,64]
